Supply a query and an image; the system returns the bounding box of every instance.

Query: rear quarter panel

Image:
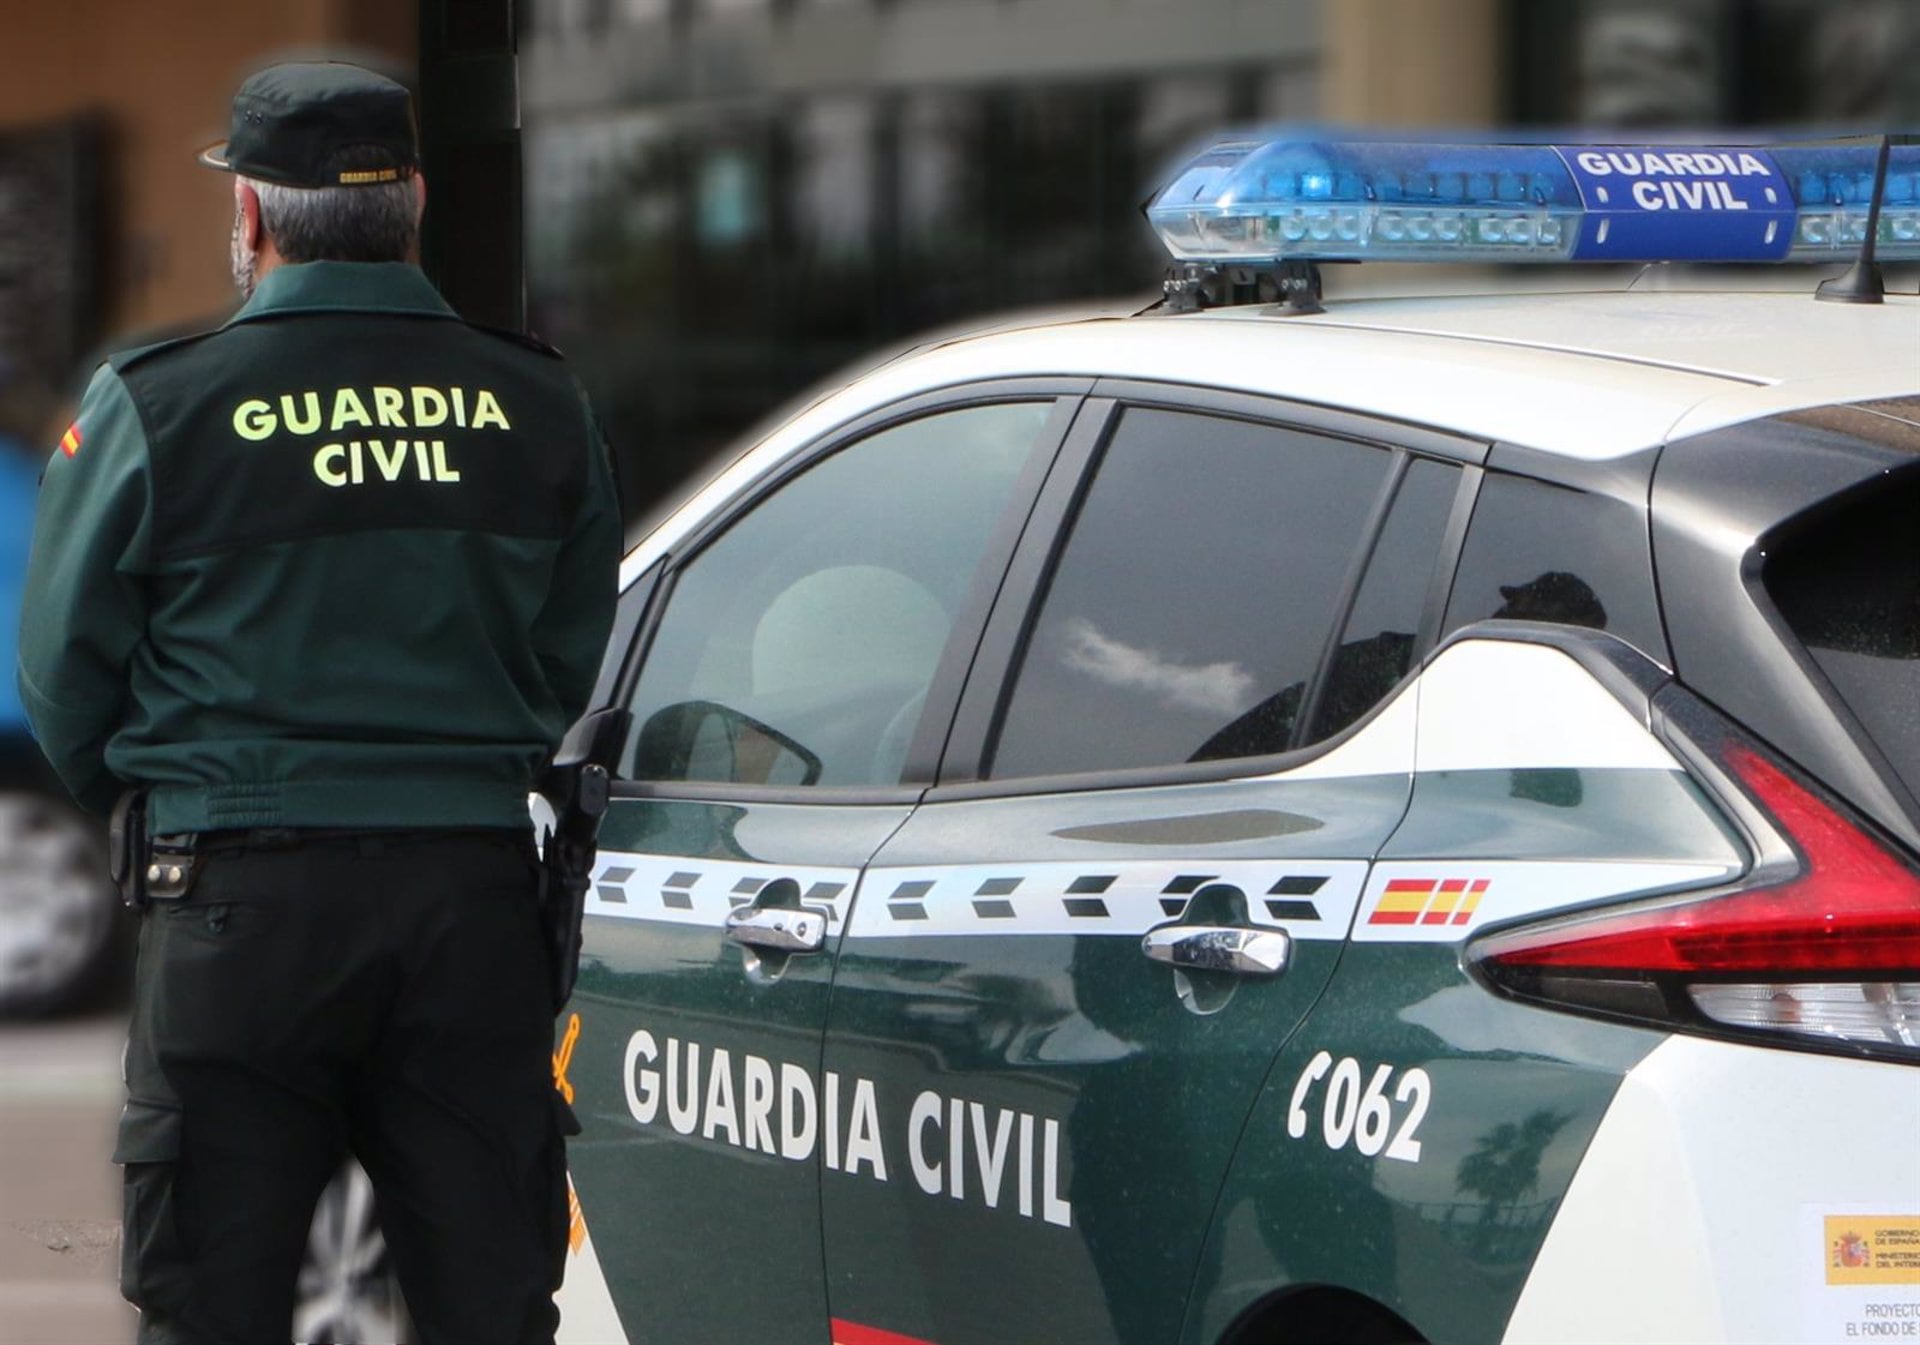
[1185,637,1747,1344]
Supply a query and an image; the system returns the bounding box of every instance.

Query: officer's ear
[234,179,264,253]
[406,173,427,261]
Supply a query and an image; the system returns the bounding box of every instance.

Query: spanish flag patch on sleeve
[58,421,82,457]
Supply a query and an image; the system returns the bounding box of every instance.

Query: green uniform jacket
[17,261,621,832]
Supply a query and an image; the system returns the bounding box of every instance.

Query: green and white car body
[552,285,1920,1345]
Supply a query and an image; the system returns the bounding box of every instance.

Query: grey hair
[244,172,419,264]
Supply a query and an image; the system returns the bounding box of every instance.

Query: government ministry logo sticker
[1800,1207,1920,1341]
[1826,1215,1920,1286]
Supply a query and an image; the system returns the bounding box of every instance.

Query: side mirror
[539,706,632,803]
[631,700,823,787]
[551,706,631,773]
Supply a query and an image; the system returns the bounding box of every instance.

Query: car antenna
[1816,134,1892,305]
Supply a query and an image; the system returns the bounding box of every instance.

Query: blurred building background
[526,0,1919,513]
[0,2,413,411]
[0,0,1916,521]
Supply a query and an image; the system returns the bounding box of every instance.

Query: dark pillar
[418,0,524,331]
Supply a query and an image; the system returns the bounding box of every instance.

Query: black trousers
[117,830,571,1345]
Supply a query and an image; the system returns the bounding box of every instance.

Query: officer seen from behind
[17,63,619,1343]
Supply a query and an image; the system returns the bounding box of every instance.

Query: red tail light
[1470,736,1920,1062]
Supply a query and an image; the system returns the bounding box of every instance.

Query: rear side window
[1767,471,1920,801]
[1308,456,1462,741]
[988,407,1394,779]
[1444,472,1667,663]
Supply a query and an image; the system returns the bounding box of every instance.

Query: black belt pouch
[109,790,149,910]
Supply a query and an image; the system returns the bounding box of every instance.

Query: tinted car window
[625,401,1055,787]
[1766,469,1920,802]
[1309,456,1462,741]
[1444,472,1667,661]
[989,408,1393,779]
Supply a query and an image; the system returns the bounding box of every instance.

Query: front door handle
[1142,925,1291,977]
[725,905,828,954]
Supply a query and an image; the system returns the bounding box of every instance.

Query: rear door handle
[1141,925,1291,977]
[725,905,828,954]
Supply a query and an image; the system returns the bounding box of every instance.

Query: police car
[538,136,1920,1345]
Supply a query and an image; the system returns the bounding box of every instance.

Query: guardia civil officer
[17,63,619,1344]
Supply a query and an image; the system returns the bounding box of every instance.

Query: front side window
[625,401,1055,788]
[989,407,1395,780]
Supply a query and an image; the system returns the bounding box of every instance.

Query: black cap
[198,62,418,188]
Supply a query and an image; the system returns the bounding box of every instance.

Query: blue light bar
[1147,137,1920,265]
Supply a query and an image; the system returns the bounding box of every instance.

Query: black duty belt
[125,826,530,907]
[180,826,527,855]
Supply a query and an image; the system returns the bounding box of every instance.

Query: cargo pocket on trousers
[114,1100,188,1314]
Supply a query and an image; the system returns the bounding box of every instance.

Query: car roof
[622,285,1920,586]
[1297,289,1910,385]
[889,288,1920,460]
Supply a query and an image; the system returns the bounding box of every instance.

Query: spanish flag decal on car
[58,421,82,457]
[1367,877,1488,927]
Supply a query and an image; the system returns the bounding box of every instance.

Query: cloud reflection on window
[1059,617,1255,717]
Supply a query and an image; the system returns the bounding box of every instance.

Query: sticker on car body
[1802,1206,1920,1342]
[1351,861,1736,943]
[1285,1051,1433,1163]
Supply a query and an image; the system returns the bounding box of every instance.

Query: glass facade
[1511,0,1920,127]
[523,0,1918,519]
[520,0,1318,513]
